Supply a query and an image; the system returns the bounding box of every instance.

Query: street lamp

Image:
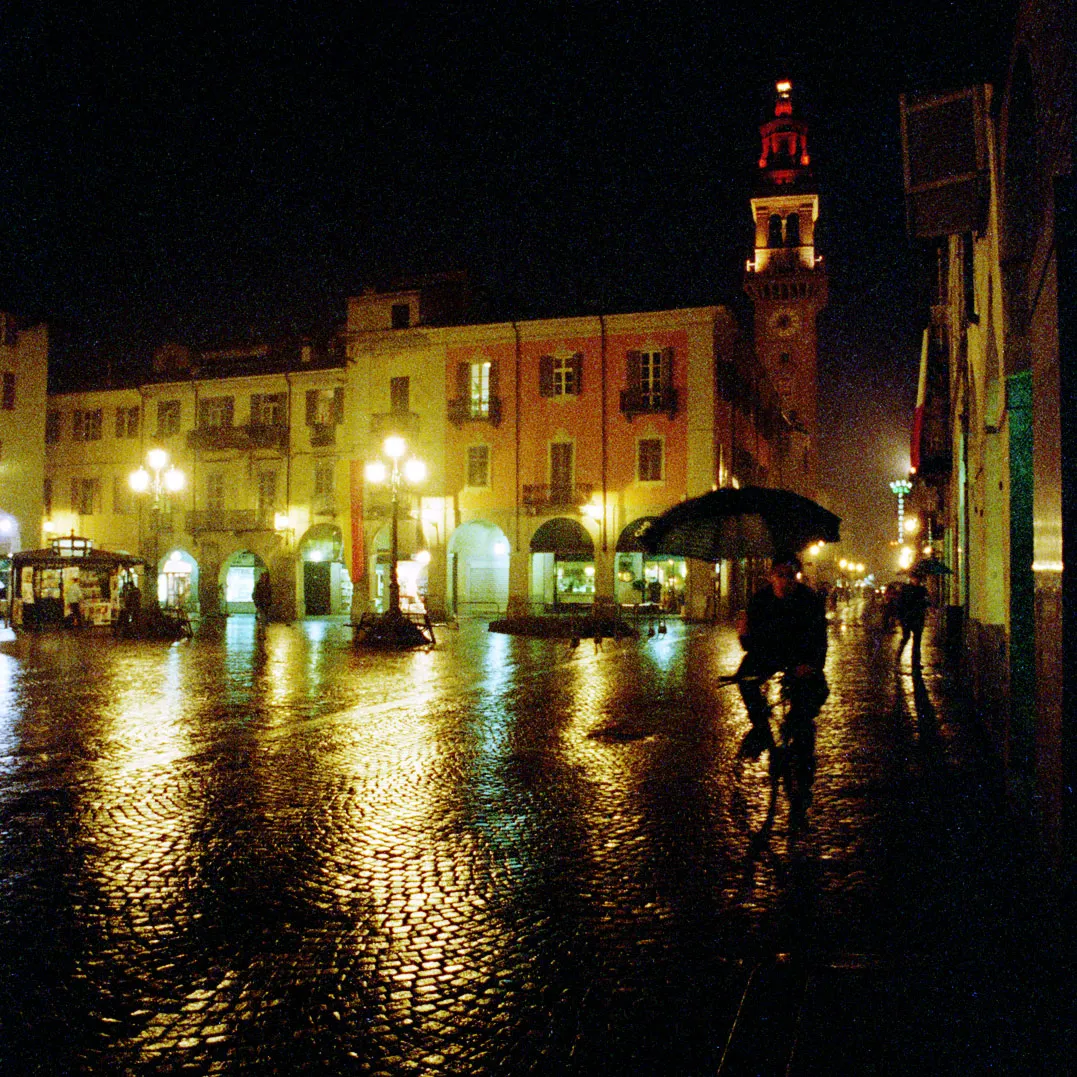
[130,449,186,606]
[360,435,431,647]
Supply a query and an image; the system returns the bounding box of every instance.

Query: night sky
[0,1,1012,574]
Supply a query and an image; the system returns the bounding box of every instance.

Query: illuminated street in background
[0,618,1068,1074]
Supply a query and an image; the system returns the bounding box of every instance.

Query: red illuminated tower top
[744,79,827,497]
[756,80,812,189]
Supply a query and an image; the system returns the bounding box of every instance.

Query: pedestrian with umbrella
[896,566,930,669]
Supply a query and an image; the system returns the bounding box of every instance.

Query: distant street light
[130,449,186,606]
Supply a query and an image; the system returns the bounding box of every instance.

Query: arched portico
[448,520,510,617]
[530,517,595,609]
[297,524,351,616]
[615,517,686,611]
[159,547,199,613]
[218,550,269,616]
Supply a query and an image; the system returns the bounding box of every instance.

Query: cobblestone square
[0,616,1070,1074]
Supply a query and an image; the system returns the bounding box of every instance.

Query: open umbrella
[909,557,952,576]
[640,485,841,561]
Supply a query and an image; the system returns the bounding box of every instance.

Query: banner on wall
[349,460,365,584]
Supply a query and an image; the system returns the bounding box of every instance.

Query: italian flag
[910,329,929,474]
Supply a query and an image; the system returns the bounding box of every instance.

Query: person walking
[66,575,83,628]
[734,551,830,818]
[253,570,272,625]
[896,569,930,668]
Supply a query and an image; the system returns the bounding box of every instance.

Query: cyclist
[734,551,829,809]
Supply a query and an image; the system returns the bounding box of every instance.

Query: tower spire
[743,79,828,497]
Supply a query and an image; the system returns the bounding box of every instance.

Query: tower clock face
[768,307,801,337]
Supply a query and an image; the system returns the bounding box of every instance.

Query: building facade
[0,315,49,564]
[44,340,349,622]
[900,0,1075,868]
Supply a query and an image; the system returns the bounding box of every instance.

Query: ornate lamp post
[130,448,186,607]
[360,435,431,647]
[889,478,913,545]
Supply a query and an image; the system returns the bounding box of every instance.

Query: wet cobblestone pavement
[0,615,1071,1074]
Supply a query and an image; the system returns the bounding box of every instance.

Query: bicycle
[721,671,816,837]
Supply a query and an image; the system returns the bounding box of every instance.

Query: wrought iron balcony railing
[521,483,593,514]
[619,388,678,421]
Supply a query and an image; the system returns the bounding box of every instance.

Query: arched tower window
[785,213,800,247]
[768,214,784,248]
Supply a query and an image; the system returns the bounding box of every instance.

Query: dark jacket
[897,582,929,627]
[739,582,828,672]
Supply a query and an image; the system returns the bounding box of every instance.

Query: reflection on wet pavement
[0,617,1067,1074]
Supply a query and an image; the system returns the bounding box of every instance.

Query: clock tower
[744,79,828,494]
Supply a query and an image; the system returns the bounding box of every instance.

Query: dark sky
[0,1,1012,573]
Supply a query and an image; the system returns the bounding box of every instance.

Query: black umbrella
[909,558,952,576]
[640,485,841,561]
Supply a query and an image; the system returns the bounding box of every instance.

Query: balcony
[448,396,503,427]
[521,483,593,515]
[187,509,260,533]
[187,423,290,452]
[619,388,679,421]
[370,411,421,439]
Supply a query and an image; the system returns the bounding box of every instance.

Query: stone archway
[448,520,510,616]
[530,517,595,608]
[297,524,349,617]
[218,550,269,616]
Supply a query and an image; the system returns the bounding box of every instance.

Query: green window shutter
[488,360,499,398]
[626,350,642,389]
[333,387,344,423]
[305,390,318,425]
[456,362,469,397]
[223,396,234,427]
[572,352,583,394]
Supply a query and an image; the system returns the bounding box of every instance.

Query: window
[112,475,135,515]
[71,478,100,516]
[391,303,411,329]
[1,372,14,410]
[450,360,500,425]
[45,411,62,444]
[305,388,344,426]
[470,361,490,417]
[313,462,335,512]
[786,213,800,247]
[250,393,286,427]
[768,214,784,247]
[622,348,676,419]
[639,351,664,407]
[72,408,103,441]
[539,353,583,397]
[550,442,574,503]
[638,438,664,482]
[257,470,277,520]
[199,396,234,429]
[206,472,225,511]
[466,445,490,488]
[115,405,140,438]
[314,462,335,497]
[390,376,410,415]
[157,400,181,436]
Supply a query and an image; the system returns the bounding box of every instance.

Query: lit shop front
[9,536,143,630]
